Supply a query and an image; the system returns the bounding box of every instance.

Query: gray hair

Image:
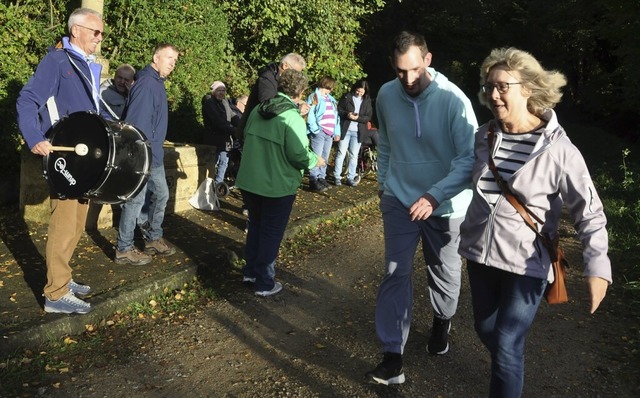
[68,8,102,32]
[478,47,567,116]
[277,69,308,99]
[116,64,135,76]
[280,53,306,71]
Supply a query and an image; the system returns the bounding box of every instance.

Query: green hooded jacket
[235,93,319,197]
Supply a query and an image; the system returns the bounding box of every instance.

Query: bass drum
[43,111,152,204]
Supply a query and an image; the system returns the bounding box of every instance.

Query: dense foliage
[0,0,69,184]
[101,0,232,143]
[1,1,639,230]
[361,0,640,127]
[0,0,382,180]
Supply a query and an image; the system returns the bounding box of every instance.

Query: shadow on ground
[0,174,379,355]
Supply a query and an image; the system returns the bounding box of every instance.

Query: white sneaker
[68,280,92,297]
[44,292,92,314]
[255,281,283,297]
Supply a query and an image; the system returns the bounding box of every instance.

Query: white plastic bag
[188,177,220,211]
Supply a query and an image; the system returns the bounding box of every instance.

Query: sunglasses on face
[76,24,103,38]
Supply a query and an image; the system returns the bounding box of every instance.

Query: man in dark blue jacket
[16,8,104,314]
[115,43,180,265]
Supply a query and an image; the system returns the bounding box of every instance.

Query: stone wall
[19,144,216,229]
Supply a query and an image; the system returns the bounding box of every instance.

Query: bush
[0,1,68,181]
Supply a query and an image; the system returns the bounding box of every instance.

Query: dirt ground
[9,206,639,398]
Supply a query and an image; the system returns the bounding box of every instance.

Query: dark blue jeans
[467,260,547,398]
[241,190,296,291]
[117,166,169,251]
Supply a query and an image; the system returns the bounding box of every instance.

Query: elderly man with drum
[16,8,105,314]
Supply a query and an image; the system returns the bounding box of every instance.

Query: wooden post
[81,0,109,80]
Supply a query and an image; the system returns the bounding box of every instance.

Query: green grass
[564,117,640,288]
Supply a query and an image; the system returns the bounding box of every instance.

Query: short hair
[115,64,135,77]
[318,76,336,91]
[154,43,179,56]
[68,8,102,32]
[280,53,306,70]
[478,47,567,115]
[351,79,370,98]
[277,69,309,99]
[392,31,429,60]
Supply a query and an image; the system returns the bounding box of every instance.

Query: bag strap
[64,51,120,120]
[486,122,555,254]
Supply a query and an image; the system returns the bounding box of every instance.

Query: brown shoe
[115,248,152,265]
[144,238,176,256]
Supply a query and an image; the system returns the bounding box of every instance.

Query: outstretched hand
[586,276,608,314]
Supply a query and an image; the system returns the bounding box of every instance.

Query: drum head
[44,112,109,199]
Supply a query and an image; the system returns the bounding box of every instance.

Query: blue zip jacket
[17,37,102,149]
[306,89,340,137]
[123,65,168,167]
[376,69,478,217]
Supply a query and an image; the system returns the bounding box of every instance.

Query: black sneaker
[364,352,405,385]
[319,178,331,189]
[310,180,328,193]
[427,316,451,355]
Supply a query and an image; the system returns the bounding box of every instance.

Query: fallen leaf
[64,337,77,345]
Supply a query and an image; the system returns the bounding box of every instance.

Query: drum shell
[44,112,152,204]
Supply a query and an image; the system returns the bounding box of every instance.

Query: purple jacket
[17,37,102,149]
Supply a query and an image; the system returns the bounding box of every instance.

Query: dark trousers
[240,190,296,291]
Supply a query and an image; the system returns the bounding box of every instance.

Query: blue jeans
[467,260,547,398]
[309,132,333,181]
[333,130,361,182]
[215,150,229,184]
[375,195,463,354]
[241,190,296,291]
[117,166,169,251]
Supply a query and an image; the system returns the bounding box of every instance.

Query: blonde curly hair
[478,47,567,116]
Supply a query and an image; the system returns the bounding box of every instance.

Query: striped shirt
[319,95,336,136]
[479,131,542,206]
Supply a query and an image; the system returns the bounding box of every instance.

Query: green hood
[258,93,297,119]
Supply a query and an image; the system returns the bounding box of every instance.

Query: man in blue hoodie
[16,8,104,314]
[365,31,478,385]
[115,43,180,265]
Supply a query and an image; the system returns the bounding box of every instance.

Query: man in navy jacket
[16,8,104,314]
[115,43,180,265]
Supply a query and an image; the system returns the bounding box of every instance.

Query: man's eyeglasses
[76,24,104,38]
[482,82,521,94]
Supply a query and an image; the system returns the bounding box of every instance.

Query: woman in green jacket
[235,69,325,296]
